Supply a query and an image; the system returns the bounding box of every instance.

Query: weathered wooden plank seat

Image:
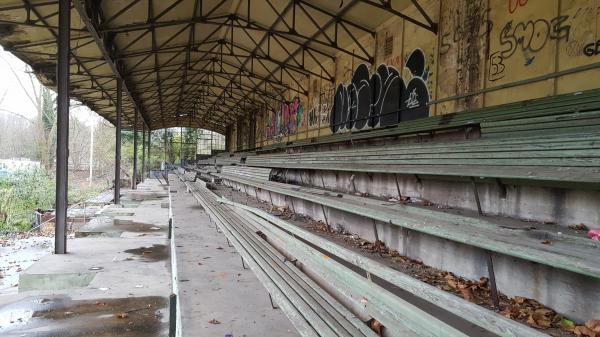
[215,173,600,279]
[481,110,600,138]
[183,180,383,337]
[222,198,549,337]
[182,166,218,183]
[214,151,256,166]
[196,157,216,165]
[246,133,600,189]
[219,165,272,181]
[183,179,544,337]
[255,89,600,153]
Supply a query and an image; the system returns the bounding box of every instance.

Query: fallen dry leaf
[458,284,474,302]
[569,224,589,231]
[366,318,384,336]
[574,325,597,337]
[586,320,600,333]
[445,274,458,289]
[114,312,129,319]
[541,240,552,245]
[208,318,221,324]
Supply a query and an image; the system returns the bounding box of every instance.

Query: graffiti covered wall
[263,97,305,140]
[329,49,432,133]
[231,0,600,151]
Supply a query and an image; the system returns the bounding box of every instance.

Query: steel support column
[132,111,138,189]
[114,79,122,204]
[179,127,183,167]
[148,129,152,172]
[141,124,146,182]
[54,0,70,255]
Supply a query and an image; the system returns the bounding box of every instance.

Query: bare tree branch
[0,54,40,109]
[0,108,35,123]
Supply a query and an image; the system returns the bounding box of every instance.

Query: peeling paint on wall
[237,0,600,152]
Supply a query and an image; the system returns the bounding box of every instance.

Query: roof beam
[73,0,150,129]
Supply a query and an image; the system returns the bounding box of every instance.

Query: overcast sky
[0,47,100,127]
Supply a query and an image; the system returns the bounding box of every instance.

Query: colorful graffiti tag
[330,49,431,133]
[265,97,304,139]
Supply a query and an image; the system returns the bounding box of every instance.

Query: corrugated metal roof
[0,0,436,131]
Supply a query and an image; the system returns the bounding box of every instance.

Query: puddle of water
[114,222,165,233]
[123,244,169,262]
[0,295,168,337]
[100,212,135,217]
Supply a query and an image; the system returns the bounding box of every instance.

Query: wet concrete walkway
[0,180,171,337]
[171,177,299,337]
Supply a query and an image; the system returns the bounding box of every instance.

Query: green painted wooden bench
[214,173,600,280]
[254,89,600,153]
[481,110,600,138]
[184,180,384,337]
[185,179,549,337]
[245,133,600,190]
[222,198,551,337]
[220,165,272,181]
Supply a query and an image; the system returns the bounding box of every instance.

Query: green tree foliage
[0,169,54,232]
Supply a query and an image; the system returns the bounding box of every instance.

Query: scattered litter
[541,240,552,245]
[587,230,600,241]
[149,226,160,230]
[569,224,588,231]
[135,284,144,288]
[89,266,103,271]
[561,319,575,329]
[208,318,221,324]
[98,287,110,291]
[366,318,384,336]
[114,312,128,319]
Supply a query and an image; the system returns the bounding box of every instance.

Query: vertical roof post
[115,79,122,204]
[141,124,146,183]
[132,111,138,189]
[54,0,70,255]
[148,129,152,174]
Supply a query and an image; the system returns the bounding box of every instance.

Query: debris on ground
[272,205,580,336]
[217,183,586,337]
[114,312,129,319]
[568,224,588,231]
[208,318,221,324]
[587,230,600,241]
[365,318,384,336]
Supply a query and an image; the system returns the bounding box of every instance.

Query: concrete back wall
[225,0,600,152]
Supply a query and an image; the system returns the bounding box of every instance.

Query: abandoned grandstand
[0,0,599,336]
